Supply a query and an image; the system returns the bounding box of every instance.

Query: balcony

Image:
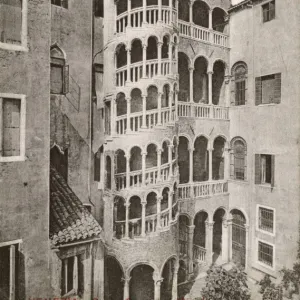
[178,181,228,200]
[178,101,229,120]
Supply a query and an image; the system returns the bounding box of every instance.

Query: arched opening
[179,215,190,258]
[161,258,176,300]
[212,60,225,105]
[117,0,127,15]
[232,62,247,106]
[116,44,127,69]
[131,39,143,64]
[162,141,169,165]
[231,209,246,268]
[162,187,170,211]
[115,149,126,175]
[50,45,66,95]
[130,147,142,187]
[146,192,157,233]
[193,136,208,182]
[129,196,142,238]
[231,138,247,180]
[105,156,112,189]
[113,196,126,239]
[212,137,225,180]
[193,1,209,28]
[131,88,143,113]
[178,0,189,21]
[147,36,158,60]
[104,256,124,300]
[130,265,155,300]
[213,208,225,263]
[132,0,143,9]
[194,211,208,249]
[146,85,158,110]
[193,57,208,103]
[146,144,158,168]
[116,92,127,116]
[162,35,169,59]
[162,84,170,108]
[212,7,227,33]
[178,53,190,102]
[178,136,190,183]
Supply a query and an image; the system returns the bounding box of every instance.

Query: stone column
[142,94,147,128]
[128,0,132,28]
[175,90,179,121]
[157,148,162,180]
[245,224,249,272]
[169,42,173,74]
[176,0,179,26]
[189,147,194,184]
[172,262,179,300]
[227,218,233,262]
[208,8,213,30]
[168,191,173,222]
[141,201,147,237]
[188,225,195,275]
[143,0,147,24]
[126,97,131,133]
[154,275,163,300]
[123,275,131,300]
[208,147,213,181]
[189,0,194,24]
[142,151,147,185]
[205,221,214,265]
[126,154,130,189]
[169,91,174,122]
[158,42,163,76]
[158,0,162,22]
[142,44,147,78]
[114,0,117,34]
[208,71,213,106]
[126,47,131,83]
[189,67,194,103]
[157,196,162,230]
[125,202,130,239]
[224,146,230,180]
[158,92,162,125]
[111,98,116,136]
[222,219,229,263]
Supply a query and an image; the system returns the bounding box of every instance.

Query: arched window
[231,62,247,106]
[230,137,247,181]
[50,45,69,95]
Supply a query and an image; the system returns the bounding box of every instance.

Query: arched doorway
[231,209,246,268]
[193,211,208,262]
[213,208,225,263]
[193,56,208,103]
[104,256,124,300]
[129,196,142,238]
[114,196,126,239]
[193,136,208,182]
[212,60,225,105]
[161,258,176,300]
[178,136,190,183]
[130,264,155,300]
[212,137,225,180]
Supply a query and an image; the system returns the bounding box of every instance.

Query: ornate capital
[189,67,195,72]
[122,275,131,284]
[205,221,214,229]
[207,70,214,75]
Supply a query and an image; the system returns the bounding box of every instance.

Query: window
[255,73,281,105]
[231,62,247,106]
[0,95,26,162]
[230,137,247,180]
[51,0,68,9]
[262,1,275,23]
[0,0,27,50]
[61,255,84,297]
[255,154,275,186]
[258,241,274,268]
[0,242,20,300]
[50,45,69,95]
[95,0,103,18]
[258,206,274,234]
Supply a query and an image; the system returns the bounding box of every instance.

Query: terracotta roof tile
[50,165,102,246]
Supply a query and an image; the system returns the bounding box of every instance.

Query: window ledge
[0,156,26,163]
[257,103,277,107]
[256,184,276,190]
[0,43,28,52]
[256,228,275,237]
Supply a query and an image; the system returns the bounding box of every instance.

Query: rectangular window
[258,241,274,268]
[235,81,246,106]
[95,0,103,18]
[0,95,26,161]
[61,255,84,297]
[258,207,274,233]
[51,0,68,9]
[262,1,275,23]
[0,243,19,300]
[50,58,69,95]
[255,73,281,105]
[255,154,275,186]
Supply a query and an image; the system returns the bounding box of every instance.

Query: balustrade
[193,244,206,262]
[129,218,142,238]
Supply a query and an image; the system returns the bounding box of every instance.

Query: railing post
[142,151,146,185]
[141,201,146,237]
[143,0,147,24]
[189,67,194,103]
[126,154,130,189]
[205,221,214,265]
[126,46,131,83]
[222,218,229,263]
[125,97,131,133]
[158,42,163,76]
[188,225,195,276]
[158,92,162,125]
[125,202,130,239]
[142,44,147,78]
[157,148,162,180]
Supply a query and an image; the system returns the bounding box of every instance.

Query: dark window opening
[50,146,68,182]
[51,0,68,9]
[95,0,103,18]
[255,154,275,186]
[258,241,273,267]
[262,1,275,23]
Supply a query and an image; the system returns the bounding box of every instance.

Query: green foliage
[201,265,251,300]
[262,285,283,300]
[259,274,272,294]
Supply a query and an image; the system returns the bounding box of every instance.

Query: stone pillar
[142,94,147,128]
[209,8,213,30]
[154,275,163,300]
[168,191,173,222]
[126,97,131,133]
[157,148,162,180]
[158,42,163,76]
[169,42,173,73]
[142,44,147,78]
[126,154,130,189]
[125,202,130,239]
[188,225,195,275]
[141,201,147,237]
[189,147,194,184]
[128,0,132,28]
[189,67,194,103]
[157,196,162,230]
[158,92,162,125]
[205,221,214,265]
[245,224,249,272]
[143,0,147,24]
[123,275,131,300]
[189,0,194,24]
[111,98,116,136]
[169,91,174,122]
[227,218,233,262]
[142,151,147,185]
[208,71,213,106]
[110,99,114,137]
[208,147,213,181]
[172,262,179,300]
[222,219,229,263]
[175,90,179,121]
[126,47,131,83]
[158,0,162,22]
[224,146,230,180]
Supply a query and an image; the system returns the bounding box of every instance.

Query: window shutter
[63,65,69,95]
[61,0,68,9]
[255,77,262,105]
[271,155,275,187]
[255,154,261,184]
[273,73,281,104]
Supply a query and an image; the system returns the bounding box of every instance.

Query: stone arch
[162,34,170,59]
[131,88,143,114]
[132,0,143,9]
[116,92,127,116]
[147,36,159,60]
[115,43,127,69]
[193,56,209,103]
[130,146,142,172]
[116,0,128,15]
[212,60,226,105]
[193,0,210,28]
[131,38,143,64]
[113,196,126,239]
[230,137,247,181]
[194,210,209,250]
[162,83,170,108]
[178,135,190,184]
[160,256,177,300]
[193,135,209,182]
[146,143,158,169]
[212,7,227,33]
[161,139,171,165]
[178,0,189,22]
[146,85,158,110]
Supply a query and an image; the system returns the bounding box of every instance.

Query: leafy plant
[201,265,251,300]
[262,285,283,300]
[259,274,272,294]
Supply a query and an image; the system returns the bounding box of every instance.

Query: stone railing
[193,244,206,262]
[178,101,229,120]
[178,181,228,200]
[178,20,229,48]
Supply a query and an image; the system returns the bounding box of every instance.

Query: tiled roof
[50,165,102,247]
